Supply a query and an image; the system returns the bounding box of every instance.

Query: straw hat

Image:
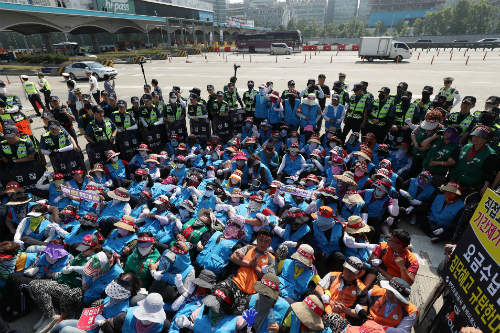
[6,194,32,205]
[108,187,130,201]
[354,161,368,173]
[79,213,99,228]
[230,188,244,198]
[253,273,280,300]
[133,293,166,323]
[90,163,105,173]
[1,182,24,195]
[114,215,136,232]
[353,151,372,163]
[371,168,393,182]
[333,174,356,188]
[439,182,462,195]
[232,151,247,160]
[290,244,315,268]
[395,143,410,152]
[345,215,371,234]
[308,135,321,144]
[342,190,364,205]
[105,150,120,162]
[145,154,160,164]
[290,295,325,331]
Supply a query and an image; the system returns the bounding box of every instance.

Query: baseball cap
[50,96,60,102]
[117,100,127,107]
[462,96,476,105]
[352,83,363,91]
[378,87,390,94]
[151,91,159,98]
[48,120,61,129]
[76,234,99,252]
[144,84,151,89]
[92,105,104,113]
[189,93,198,99]
[422,86,433,94]
[168,91,177,98]
[108,93,117,100]
[288,80,295,86]
[3,126,19,138]
[207,84,214,90]
[486,96,500,105]
[131,96,140,103]
[216,91,224,96]
[343,256,363,274]
[142,93,152,101]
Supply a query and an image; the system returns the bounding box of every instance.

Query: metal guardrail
[404,42,500,50]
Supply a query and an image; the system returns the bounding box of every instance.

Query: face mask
[171,140,178,147]
[329,142,336,148]
[138,246,152,256]
[170,98,177,103]
[139,151,148,158]
[331,165,341,175]
[236,160,245,167]
[118,228,129,236]
[204,190,214,197]
[62,216,75,224]
[375,188,385,197]
[290,138,298,143]
[358,156,366,161]
[140,320,153,325]
[0,87,6,94]
[306,181,315,187]
[445,191,459,203]
[246,122,252,128]
[248,85,254,90]
[248,200,262,212]
[355,170,365,177]
[309,143,318,150]
[207,170,215,178]
[148,162,156,170]
[176,163,184,168]
[179,209,190,218]
[378,94,385,99]
[280,130,287,137]
[93,171,102,178]
[111,156,119,163]
[259,88,265,95]
[46,256,59,264]
[401,99,410,106]
[290,151,297,157]
[231,197,240,203]
[247,145,255,151]
[348,136,357,145]
[417,178,426,186]
[134,175,143,182]
[230,178,239,185]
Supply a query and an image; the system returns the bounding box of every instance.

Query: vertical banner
[141,125,166,154]
[116,129,143,162]
[50,150,87,180]
[441,188,500,333]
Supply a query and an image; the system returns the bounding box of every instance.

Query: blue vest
[68,178,89,191]
[103,229,138,254]
[98,201,127,223]
[64,227,96,245]
[269,100,282,124]
[196,231,238,274]
[248,295,290,333]
[340,202,364,221]
[131,154,146,167]
[356,175,371,190]
[286,139,303,151]
[236,203,260,244]
[408,179,436,202]
[283,224,310,257]
[170,166,188,184]
[130,203,148,219]
[429,195,464,229]
[300,104,318,129]
[279,259,314,301]
[388,172,398,186]
[263,193,280,214]
[105,159,126,179]
[231,161,250,185]
[160,252,194,284]
[128,180,146,196]
[325,166,341,185]
[78,200,99,216]
[194,195,217,217]
[284,98,301,125]
[259,128,272,145]
[193,304,238,333]
[88,297,130,333]
[324,104,344,130]
[84,264,123,304]
[283,154,303,176]
[121,307,163,333]
[363,189,389,220]
[38,253,70,277]
[284,193,309,212]
[49,183,71,209]
[343,238,370,263]
[312,221,342,257]
[390,154,410,173]
[251,164,273,189]
[255,94,269,119]
[91,174,109,186]
[371,143,380,166]
[170,301,203,333]
[241,126,253,140]
[139,210,175,244]
[21,217,51,241]
[346,141,360,154]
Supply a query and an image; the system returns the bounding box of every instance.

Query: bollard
[243,53,244,59]
[464,49,467,57]
[484,51,487,60]
[466,56,469,65]
[187,54,188,59]
[310,53,311,59]
[304,54,306,63]
[5,76,10,84]
[427,48,429,53]
[223,53,225,59]
[336,49,339,56]
[431,55,435,65]
[362,55,365,63]
[226,56,228,63]
[396,56,399,65]
[417,52,420,60]
[331,55,332,63]
[315,51,316,56]
[250,55,251,63]
[437,49,440,56]
[276,55,277,63]
[450,52,453,61]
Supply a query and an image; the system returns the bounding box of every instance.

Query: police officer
[189,87,206,106]
[106,93,119,118]
[338,72,348,91]
[242,80,256,119]
[0,126,35,168]
[128,96,141,121]
[99,90,111,116]
[281,80,296,101]
[365,87,395,143]
[0,80,22,114]
[360,81,374,102]
[343,83,369,142]
[187,92,209,140]
[84,105,117,144]
[224,82,243,110]
[206,84,217,132]
[39,120,74,157]
[213,91,231,141]
[438,77,461,111]
[37,72,51,109]
[393,91,420,141]
[416,86,434,121]
[111,100,138,132]
[21,75,43,116]
[164,91,187,140]
[152,91,164,115]
[140,85,152,105]
[388,82,408,106]
[78,101,94,136]
[472,96,500,118]
[317,74,331,130]
[299,78,324,101]
[50,96,78,144]
[445,96,477,141]
[139,93,162,128]
[151,78,162,101]
[331,81,350,107]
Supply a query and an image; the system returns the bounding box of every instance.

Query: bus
[53,42,79,55]
[236,30,302,53]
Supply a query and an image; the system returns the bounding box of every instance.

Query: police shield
[86,141,114,167]
[217,115,232,143]
[230,109,245,136]
[190,120,210,143]
[4,158,47,199]
[167,120,187,141]
[50,150,87,181]
[117,129,143,161]
[141,124,166,154]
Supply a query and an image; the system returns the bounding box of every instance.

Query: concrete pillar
[152,34,158,47]
[203,22,206,46]
[166,18,171,46]
[212,24,215,45]
[41,33,55,54]
[180,20,184,45]
[90,33,100,53]
[192,20,196,45]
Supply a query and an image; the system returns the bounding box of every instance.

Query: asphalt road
[6,49,499,332]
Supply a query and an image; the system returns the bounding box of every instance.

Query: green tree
[392,29,399,36]
[424,11,440,35]
[394,19,405,33]
[254,20,263,27]
[450,0,470,34]
[286,18,297,31]
[266,24,273,29]
[296,18,308,34]
[413,18,424,35]
[383,31,391,36]
[468,0,494,33]
[373,20,387,36]
[310,17,319,37]
[399,21,410,36]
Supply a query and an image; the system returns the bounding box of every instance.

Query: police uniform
[85,117,117,143]
[438,77,461,110]
[0,134,35,162]
[111,110,136,130]
[0,94,23,112]
[22,78,43,116]
[39,130,72,152]
[366,97,395,143]
[242,89,256,118]
[343,87,369,142]
[139,105,160,127]
[51,105,78,144]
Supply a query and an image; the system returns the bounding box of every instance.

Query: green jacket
[124,248,161,290]
[58,253,90,288]
[450,143,496,186]
[422,138,459,176]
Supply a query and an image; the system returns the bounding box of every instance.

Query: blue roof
[368,9,440,27]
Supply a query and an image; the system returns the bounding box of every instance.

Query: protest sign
[50,150,87,180]
[117,129,142,162]
[441,188,500,333]
[279,185,316,199]
[76,304,104,330]
[60,185,101,203]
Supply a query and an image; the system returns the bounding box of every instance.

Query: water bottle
[267,308,275,325]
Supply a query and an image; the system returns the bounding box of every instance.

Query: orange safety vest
[379,242,418,283]
[369,286,418,327]
[232,246,274,294]
[325,272,366,318]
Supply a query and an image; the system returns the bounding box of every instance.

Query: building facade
[246,0,291,27]
[324,0,357,24]
[287,0,327,26]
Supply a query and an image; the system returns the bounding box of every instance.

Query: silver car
[65,61,118,80]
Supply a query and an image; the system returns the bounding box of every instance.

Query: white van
[270,43,293,55]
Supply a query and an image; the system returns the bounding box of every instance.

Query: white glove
[13,239,24,248]
[187,186,195,192]
[433,228,444,235]
[53,196,62,204]
[175,274,184,288]
[175,315,192,329]
[355,304,364,314]
[261,265,268,274]
[273,226,285,238]
[365,244,378,251]
[61,266,74,274]
[336,119,342,124]
[282,241,297,248]
[344,234,355,245]
[256,213,269,226]
[187,282,196,294]
[406,206,414,214]
[385,217,394,226]
[405,118,412,124]
[43,171,52,177]
[399,189,410,198]
[150,270,164,281]
[252,125,258,133]
[371,259,382,267]
[321,294,330,304]
[24,266,39,277]
[36,199,48,204]
[410,199,422,205]
[217,169,223,175]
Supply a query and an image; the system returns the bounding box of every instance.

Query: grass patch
[0,64,42,71]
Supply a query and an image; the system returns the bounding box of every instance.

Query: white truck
[358,37,411,62]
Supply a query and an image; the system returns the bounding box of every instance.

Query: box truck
[358,37,411,62]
